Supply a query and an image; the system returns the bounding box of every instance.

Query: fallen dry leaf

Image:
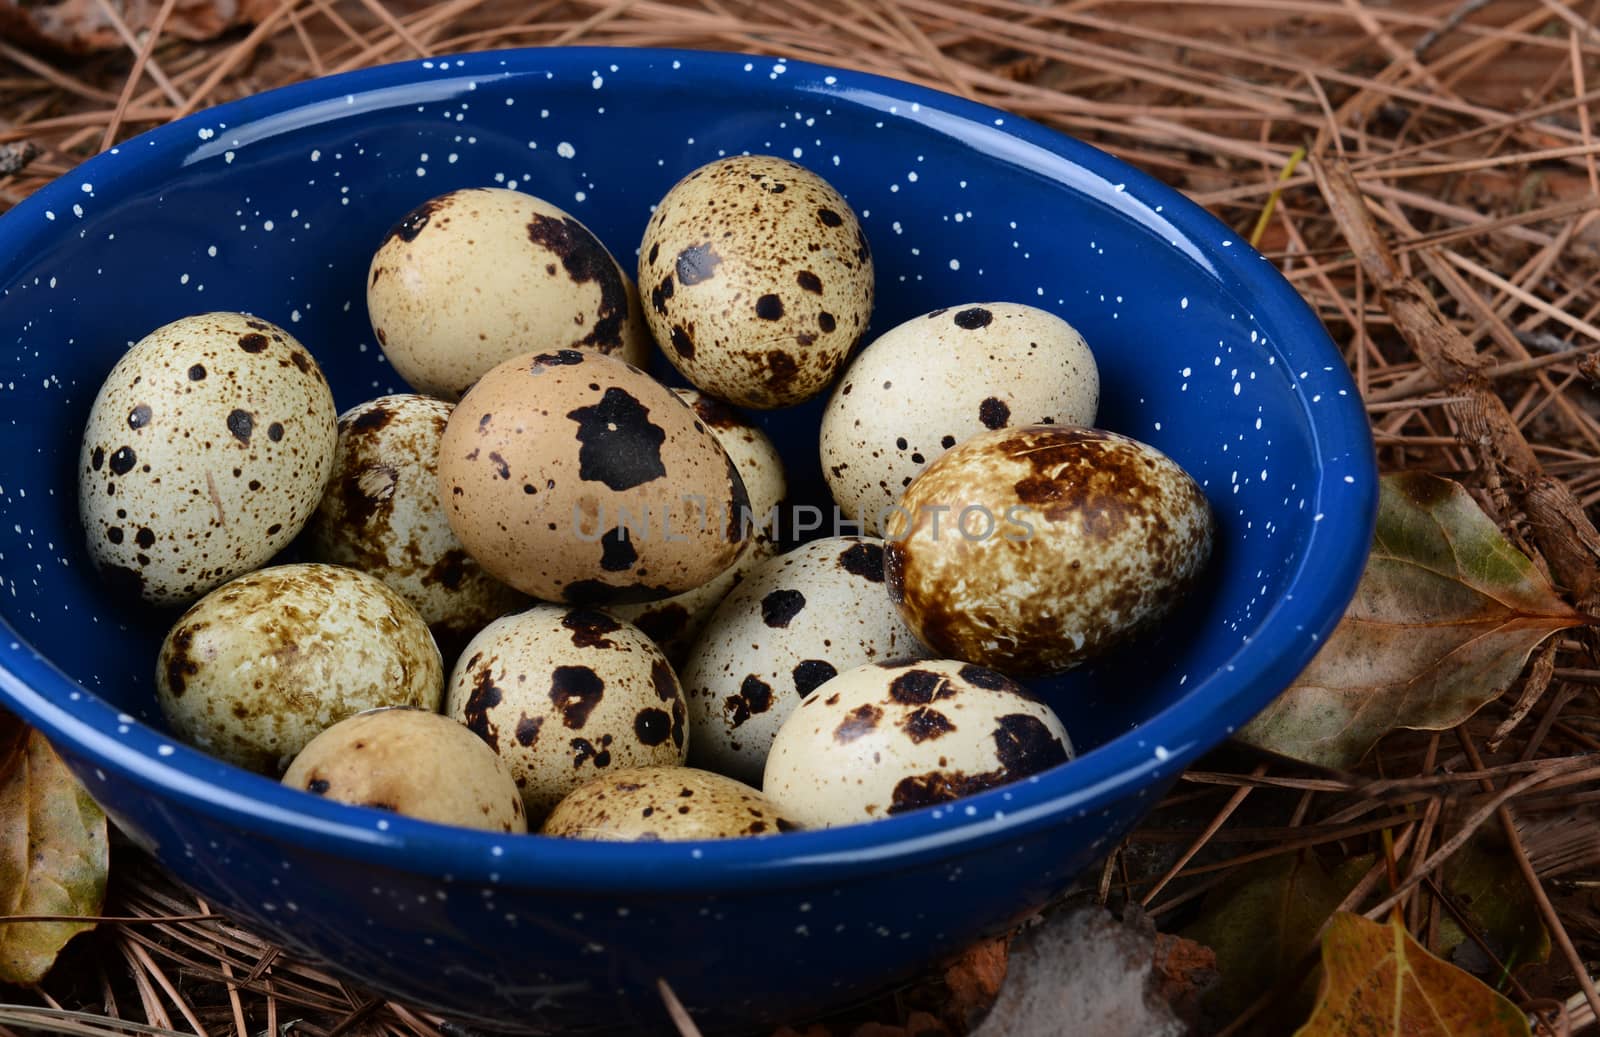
[1434,835,1549,977]
[0,0,277,56]
[940,935,1008,1029]
[970,905,1208,1036]
[1182,853,1371,1028]
[0,711,109,984]
[1240,472,1587,767]
[1295,912,1531,1037]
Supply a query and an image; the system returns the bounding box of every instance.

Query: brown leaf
[941,936,1009,1028]
[0,712,109,984]
[1240,472,1587,767]
[1182,853,1372,1027]
[0,0,263,55]
[1294,912,1531,1036]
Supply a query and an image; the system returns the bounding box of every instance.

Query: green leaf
[1182,852,1371,1026]
[1433,835,1549,977]
[0,711,109,984]
[1241,472,1585,767]
[1294,912,1531,1036]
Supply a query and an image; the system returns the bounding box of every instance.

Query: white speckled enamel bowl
[0,48,1374,1034]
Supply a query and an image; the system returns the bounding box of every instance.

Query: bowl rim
[0,44,1376,893]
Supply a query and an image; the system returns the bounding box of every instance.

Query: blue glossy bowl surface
[0,48,1374,1034]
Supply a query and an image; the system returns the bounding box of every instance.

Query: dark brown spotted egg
[367,187,651,400]
[542,766,801,841]
[820,303,1099,533]
[637,155,874,409]
[282,708,527,833]
[607,388,787,661]
[78,312,337,606]
[762,659,1073,828]
[681,536,929,785]
[886,426,1214,676]
[155,563,445,775]
[444,605,688,819]
[437,349,749,604]
[304,394,528,660]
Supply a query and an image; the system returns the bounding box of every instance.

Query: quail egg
[637,155,874,409]
[446,605,688,818]
[542,766,801,841]
[763,658,1073,828]
[283,707,527,833]
[79,312,337,605]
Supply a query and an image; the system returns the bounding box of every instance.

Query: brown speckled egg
[445,605,688,819]
[304,394,528,659]
[78,312,337,606]
[283,708,527,833]
[762,659,1073,828]
[367,188,651,399]
[437,350,749,604]
[607,388,786,660]
[156,563,444,774]
[541,766,801,841]
[637,155,873,409]
[681,537,929,785]
[821,303,1099,533]
[886,426,1213,676]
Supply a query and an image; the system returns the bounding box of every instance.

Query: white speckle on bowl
[948,259,960,271]
[263,220,274,231]
[592,75,603,89]
[792,146,803,158]
[44,211,55,221]
[557,141,575,158]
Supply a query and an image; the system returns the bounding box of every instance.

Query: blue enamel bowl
[0,48,1373,1034]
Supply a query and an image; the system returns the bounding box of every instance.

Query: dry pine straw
[2,0,1600,1034]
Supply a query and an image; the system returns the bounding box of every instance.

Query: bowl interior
[0,50,1363,805]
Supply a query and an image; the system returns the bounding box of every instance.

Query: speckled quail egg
[283,708,526,833]
[304,394,528,660]
[886,425,1213,676]
[541,765,801,841]
[156,563,444,774]
[607,388,787,660]
[681,536,930,785]
[637,155,874,409]
[367,187,652,399]
[821,303,1099,533]
[438,349,749,604]
[79,312,337,606]
[763,658,1073,828]
[445,605,688,819]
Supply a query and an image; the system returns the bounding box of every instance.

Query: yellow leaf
[0,711,109,984]
[1295,912,1531,1037]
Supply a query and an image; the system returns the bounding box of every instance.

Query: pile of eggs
[77,155,1214,841]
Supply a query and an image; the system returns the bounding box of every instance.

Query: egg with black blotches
[283,707,527,833]
[607,388,787,661]
[304,394,528,660]
[156,563,444,775]
[78,312,337,606]
[367,187,652,399]
[638,155,873,409]
[681,536,930,785]
[886,425,1213,676]
[445,605,688,819]
[762,658,1073,828]
[542,765,802,841]
[821,303,1098,533]
[438,349,750,605]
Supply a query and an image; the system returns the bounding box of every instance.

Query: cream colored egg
[437,350,749,604]
[607,388,786,660]
[283,708,527,833]
[78,312,337,606]
[367,188,651,399]
[304,394,528,659]
[886,425,1214,676]
[821,303,1098,533]
[638,156,873,409]
[156,563,444,774]
[541,766,801,841]
[681,536,930,785]
[762,659,1073,828]
[445,605,688,819]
